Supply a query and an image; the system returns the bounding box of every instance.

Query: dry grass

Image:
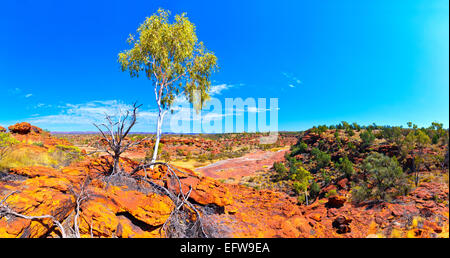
[0,145,83,170]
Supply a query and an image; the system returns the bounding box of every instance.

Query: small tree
[414,129,431,185]
[352,152,410,203]
[273,161,288,180]
[311,147,331,169]
[360,129,375,150]
[337,156,355,178]
[119,9,218,163]
[290,164,312,205]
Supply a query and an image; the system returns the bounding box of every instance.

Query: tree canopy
[118,8,218,111]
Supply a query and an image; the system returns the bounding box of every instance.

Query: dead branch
[68,176,91,238]
[93,102,146,176]
[0,191,67,238]
[130,162,209,238]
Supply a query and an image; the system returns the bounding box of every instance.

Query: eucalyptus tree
[118,9,217,163]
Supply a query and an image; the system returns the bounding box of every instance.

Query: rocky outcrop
[8,122,42,135]
[0,126,6,133]
[326,195,346,208]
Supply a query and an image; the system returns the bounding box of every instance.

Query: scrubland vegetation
[271,121,449,205]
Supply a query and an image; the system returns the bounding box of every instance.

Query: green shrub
[32,142,45,147]
[311,147,331,169]
[273,161,288,180]
[291,142,307,156]
[325,189,337,198]
[360,130,375,149]
[309,181,321,199]
[352,152,410,203]
[337,156,355,178]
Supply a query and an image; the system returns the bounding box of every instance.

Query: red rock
[337,178,349,189]
[327,195,346,208]
[310,213,322,222]
[0,126,6,132]
[327,208,338,217]
[8,122,43,135]
[332,216,352,234]
[322,184,337,193]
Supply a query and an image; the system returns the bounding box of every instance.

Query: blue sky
[0,0,448,132]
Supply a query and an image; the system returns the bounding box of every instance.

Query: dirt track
[195,148,289,182]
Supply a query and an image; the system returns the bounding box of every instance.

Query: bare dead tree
[93,102,147,176]
[92,103,213,237]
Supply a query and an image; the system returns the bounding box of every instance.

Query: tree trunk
[151,116,162,163]
[305,190,309,206]
[151,110,166,163]
[113,154,119,175]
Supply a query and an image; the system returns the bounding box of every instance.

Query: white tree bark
[151,108,167,163]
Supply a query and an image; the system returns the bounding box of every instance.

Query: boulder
[8,122,42,135]
[332,215,352,234]
[326,195,346,208]
[0,126,6,133]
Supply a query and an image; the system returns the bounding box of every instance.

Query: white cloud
[28,100,159,130]
[25,93,33,98]
[209,84,233,96]
[282,72,302,88]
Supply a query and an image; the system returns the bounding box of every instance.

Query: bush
[290,142,307,156]
[352,152,410,203]
[273,161,288,180]
[360,130,375,149]
[325,189,337,198]
[290,165,312,195]
[311,147,331,169]
[337,156,355,178]
[309,181,321,199]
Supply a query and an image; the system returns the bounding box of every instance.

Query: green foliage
[311,147,331,169]
[352,122,361,131]
[289,164,312,196]
[317,125,328,135]
[146,142,164,161]
[160,150,171,162]
[309,181,321,199]
[337,156,355,178]
[321,169,331,185]
[32,142,45,147]
[273,161,288,180]
[347,141,356,150]
[360,129,375,149]
[416,129,431,148]
[334,130,340,139]
[290,141,308,156]
[381,126,403,145]
[346,127,355,136]
[118,8,218,111]
[325,189,337,198]
[341,121,350,130]
[352,152,410,203]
